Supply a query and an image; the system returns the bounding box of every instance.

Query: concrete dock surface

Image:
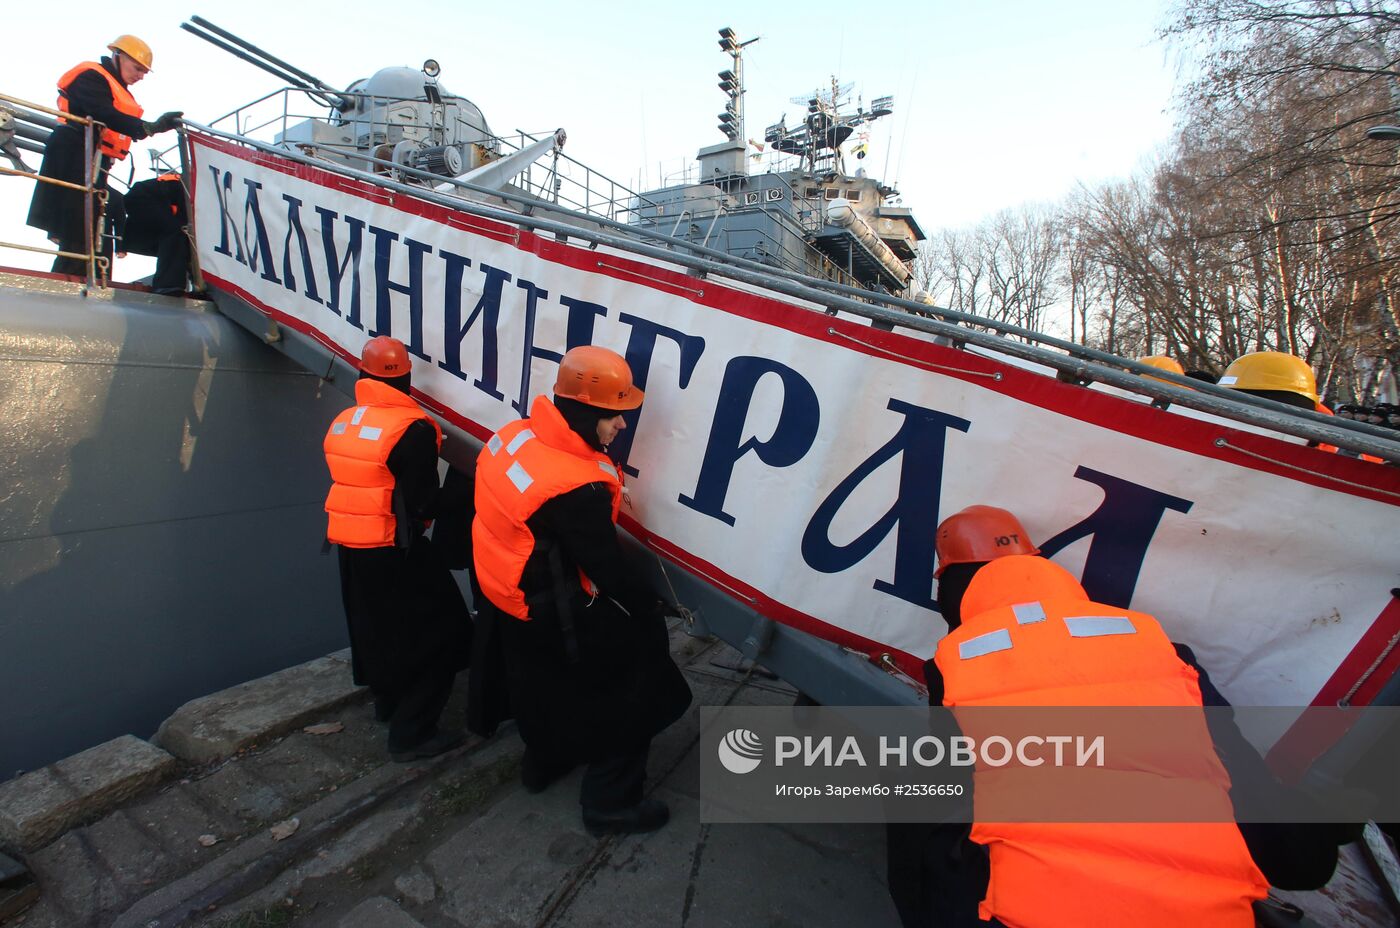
[2,622,1394,928]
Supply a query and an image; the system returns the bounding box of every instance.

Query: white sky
[0,0,1177,279]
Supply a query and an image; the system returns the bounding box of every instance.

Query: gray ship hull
[0,270,352,777]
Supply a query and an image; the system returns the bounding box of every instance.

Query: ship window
[805,187,821,197]
[824,189,842,200]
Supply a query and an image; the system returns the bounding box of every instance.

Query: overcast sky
[0,0,1178,278]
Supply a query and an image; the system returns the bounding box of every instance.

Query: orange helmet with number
[934,505,1040,577]
[359,336,411,378]
[553,345,644,410]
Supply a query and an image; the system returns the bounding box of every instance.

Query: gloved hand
[145,111,184,134]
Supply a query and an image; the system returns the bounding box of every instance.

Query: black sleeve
[529,483,656,618]
[922,657,944,706]
[386,420,441,521]
[1174,642,1360,888]
[64,70,149,139]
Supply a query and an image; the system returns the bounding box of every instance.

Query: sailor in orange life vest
[323,336,473,763]
[471,346,692,836]
[887,506,1358,928]
[26,35,183,278]
[110,172,197,296]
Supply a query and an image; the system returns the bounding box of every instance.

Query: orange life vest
[934,556,1268,928]
[1312,403,1384,462]
[57,62,144,160]
[472,395,624,619]
[323,378,441,549]
[156,172,182,214]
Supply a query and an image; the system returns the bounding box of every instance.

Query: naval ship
[2,27,1398,908]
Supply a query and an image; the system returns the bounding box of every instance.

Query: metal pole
[177,127,205,292]
[82,120,95,288]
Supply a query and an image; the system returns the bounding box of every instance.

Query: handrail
[0,91,108,287]
[178,120,1400,462]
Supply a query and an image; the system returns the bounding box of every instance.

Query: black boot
[582,798,669,837]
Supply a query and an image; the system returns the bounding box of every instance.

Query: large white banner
[189,134,1400,732]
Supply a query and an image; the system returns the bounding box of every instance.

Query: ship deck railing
[152,86,660,225]
[0,92,112,287]
[141,116,1400,462]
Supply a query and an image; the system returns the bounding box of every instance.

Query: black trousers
[380,655,458,752]
[580,744,650,812]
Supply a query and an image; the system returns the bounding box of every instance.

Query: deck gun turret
[179,17,564,193]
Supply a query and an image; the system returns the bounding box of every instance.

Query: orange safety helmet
[359,336,411,378]
[934,505,1040,577]
[553,345,644,410]
[108,35,154,71]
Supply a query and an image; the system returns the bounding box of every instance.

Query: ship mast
[716,27,759,148]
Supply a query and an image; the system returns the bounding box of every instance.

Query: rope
[827,328,1003,381]
[879,653,929,700]
[1213,438,1400,501]
[653,551,699,628]
[1339,630,1400,707]
[595,260,705,297]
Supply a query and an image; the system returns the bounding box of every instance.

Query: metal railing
[164,86,660,225]
[0,92,108,286]
[177,117,1400,462]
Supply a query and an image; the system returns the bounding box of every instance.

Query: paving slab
[428,773,598,927]
[393,865,437,906]
[153,650,361,765]
[338,895,425,928]
[0,735,176,851]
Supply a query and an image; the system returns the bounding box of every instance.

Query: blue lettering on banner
[315,206,365,327]
[609,313,707,475]
[680,357,819,526]
[437,259,511,402]
[802,400,971,609]
[1039,466,1194,607]
[280,194,322,304]
[556,296,608,356]
[207,165,243,263]
[240,178,281,285]
[369,226,433,361]
[510,279,549,414]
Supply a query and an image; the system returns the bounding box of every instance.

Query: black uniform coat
[473,477,692,765]
[27,58,149,248]
[337,419,472,694]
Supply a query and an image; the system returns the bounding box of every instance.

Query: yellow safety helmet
[1138,355,1184,377]
[108,35,154,71]
[1219,351,1319,402]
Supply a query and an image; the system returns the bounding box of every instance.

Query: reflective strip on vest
[1012,602,1046,625]
[506,461,534,493]
[351,406,367,425]
[487,434,503,454]
[598,461,619,480]
[960,629,1013,660]
[1064,616,1137,638]
[331,422,347,435]
[358,426,382,441]
[506,429,535,455]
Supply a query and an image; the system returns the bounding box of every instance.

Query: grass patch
[431,753,521,816]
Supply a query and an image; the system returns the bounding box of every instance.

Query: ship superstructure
[627,29,927,299]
